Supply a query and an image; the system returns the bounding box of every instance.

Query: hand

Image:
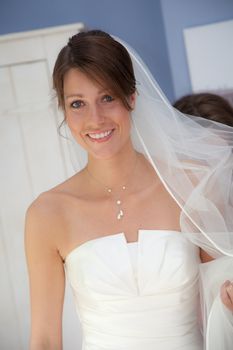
[220,280,233,311]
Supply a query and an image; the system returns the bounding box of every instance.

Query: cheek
[66,116,87,147]
[118,110,132,131]
[65,111,82,132]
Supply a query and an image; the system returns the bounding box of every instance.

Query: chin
[89,147,123,160]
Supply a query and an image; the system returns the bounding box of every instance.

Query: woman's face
[63,68,135,160]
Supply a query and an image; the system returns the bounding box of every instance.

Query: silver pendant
[117,209,124,220]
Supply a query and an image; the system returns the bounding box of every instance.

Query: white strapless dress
[65,230,203,349]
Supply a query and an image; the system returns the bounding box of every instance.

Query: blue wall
[0,0,174,101]
[161,0,233,102]
[1,1,233,103]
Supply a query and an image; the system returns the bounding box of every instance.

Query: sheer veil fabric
[63,37,233,349]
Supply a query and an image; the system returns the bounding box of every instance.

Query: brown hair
[173,93,233,127]
[53,29,136,112]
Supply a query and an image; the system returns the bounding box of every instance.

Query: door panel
[0,23,84,350]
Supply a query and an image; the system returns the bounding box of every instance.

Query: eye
[70,100,84,109]
[102,95,114,103]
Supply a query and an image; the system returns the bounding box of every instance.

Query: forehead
[63,68,109,95]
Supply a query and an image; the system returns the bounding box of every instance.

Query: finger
[226,281,233,302]
[220,282,233,310]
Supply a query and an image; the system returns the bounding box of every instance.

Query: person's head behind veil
[173,93,233,127]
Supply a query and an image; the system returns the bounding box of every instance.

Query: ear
[129,92,136,109]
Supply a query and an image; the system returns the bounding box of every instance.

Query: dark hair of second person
[173,93,233,127]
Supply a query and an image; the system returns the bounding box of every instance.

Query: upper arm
[24,195,65,349]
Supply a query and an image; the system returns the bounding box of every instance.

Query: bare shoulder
[26,169,86,219]
[25,190,64,230]
[24,191,64,259]
[25,171,87,253]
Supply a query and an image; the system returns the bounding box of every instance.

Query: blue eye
[71,100,83,109]
[103,95,114,102]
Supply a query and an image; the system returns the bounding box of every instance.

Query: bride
[25,30,233,350]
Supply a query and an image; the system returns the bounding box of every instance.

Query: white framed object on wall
[184,19,233,99]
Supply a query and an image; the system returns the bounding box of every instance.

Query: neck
[86,140,138,189]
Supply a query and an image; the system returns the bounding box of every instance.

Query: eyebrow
[65,93,83,99]
[65,88,109,100]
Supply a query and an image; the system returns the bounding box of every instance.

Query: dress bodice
[65,230,203,350]
[126,241,138,280]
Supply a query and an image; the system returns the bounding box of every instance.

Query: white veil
[63,37,233,349]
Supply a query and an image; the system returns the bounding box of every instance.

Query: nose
[87,103,105,124]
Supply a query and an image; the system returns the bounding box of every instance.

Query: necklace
[86,154,138,220]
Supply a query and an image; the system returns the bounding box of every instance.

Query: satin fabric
[65,230,203,349]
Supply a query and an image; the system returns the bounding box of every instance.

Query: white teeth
[88,130,112,139]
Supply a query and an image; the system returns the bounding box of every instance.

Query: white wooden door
[0,23,84,350]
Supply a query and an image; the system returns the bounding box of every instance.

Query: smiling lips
[87,129,114,142]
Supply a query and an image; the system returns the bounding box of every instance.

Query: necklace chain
[86,154,138,220]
